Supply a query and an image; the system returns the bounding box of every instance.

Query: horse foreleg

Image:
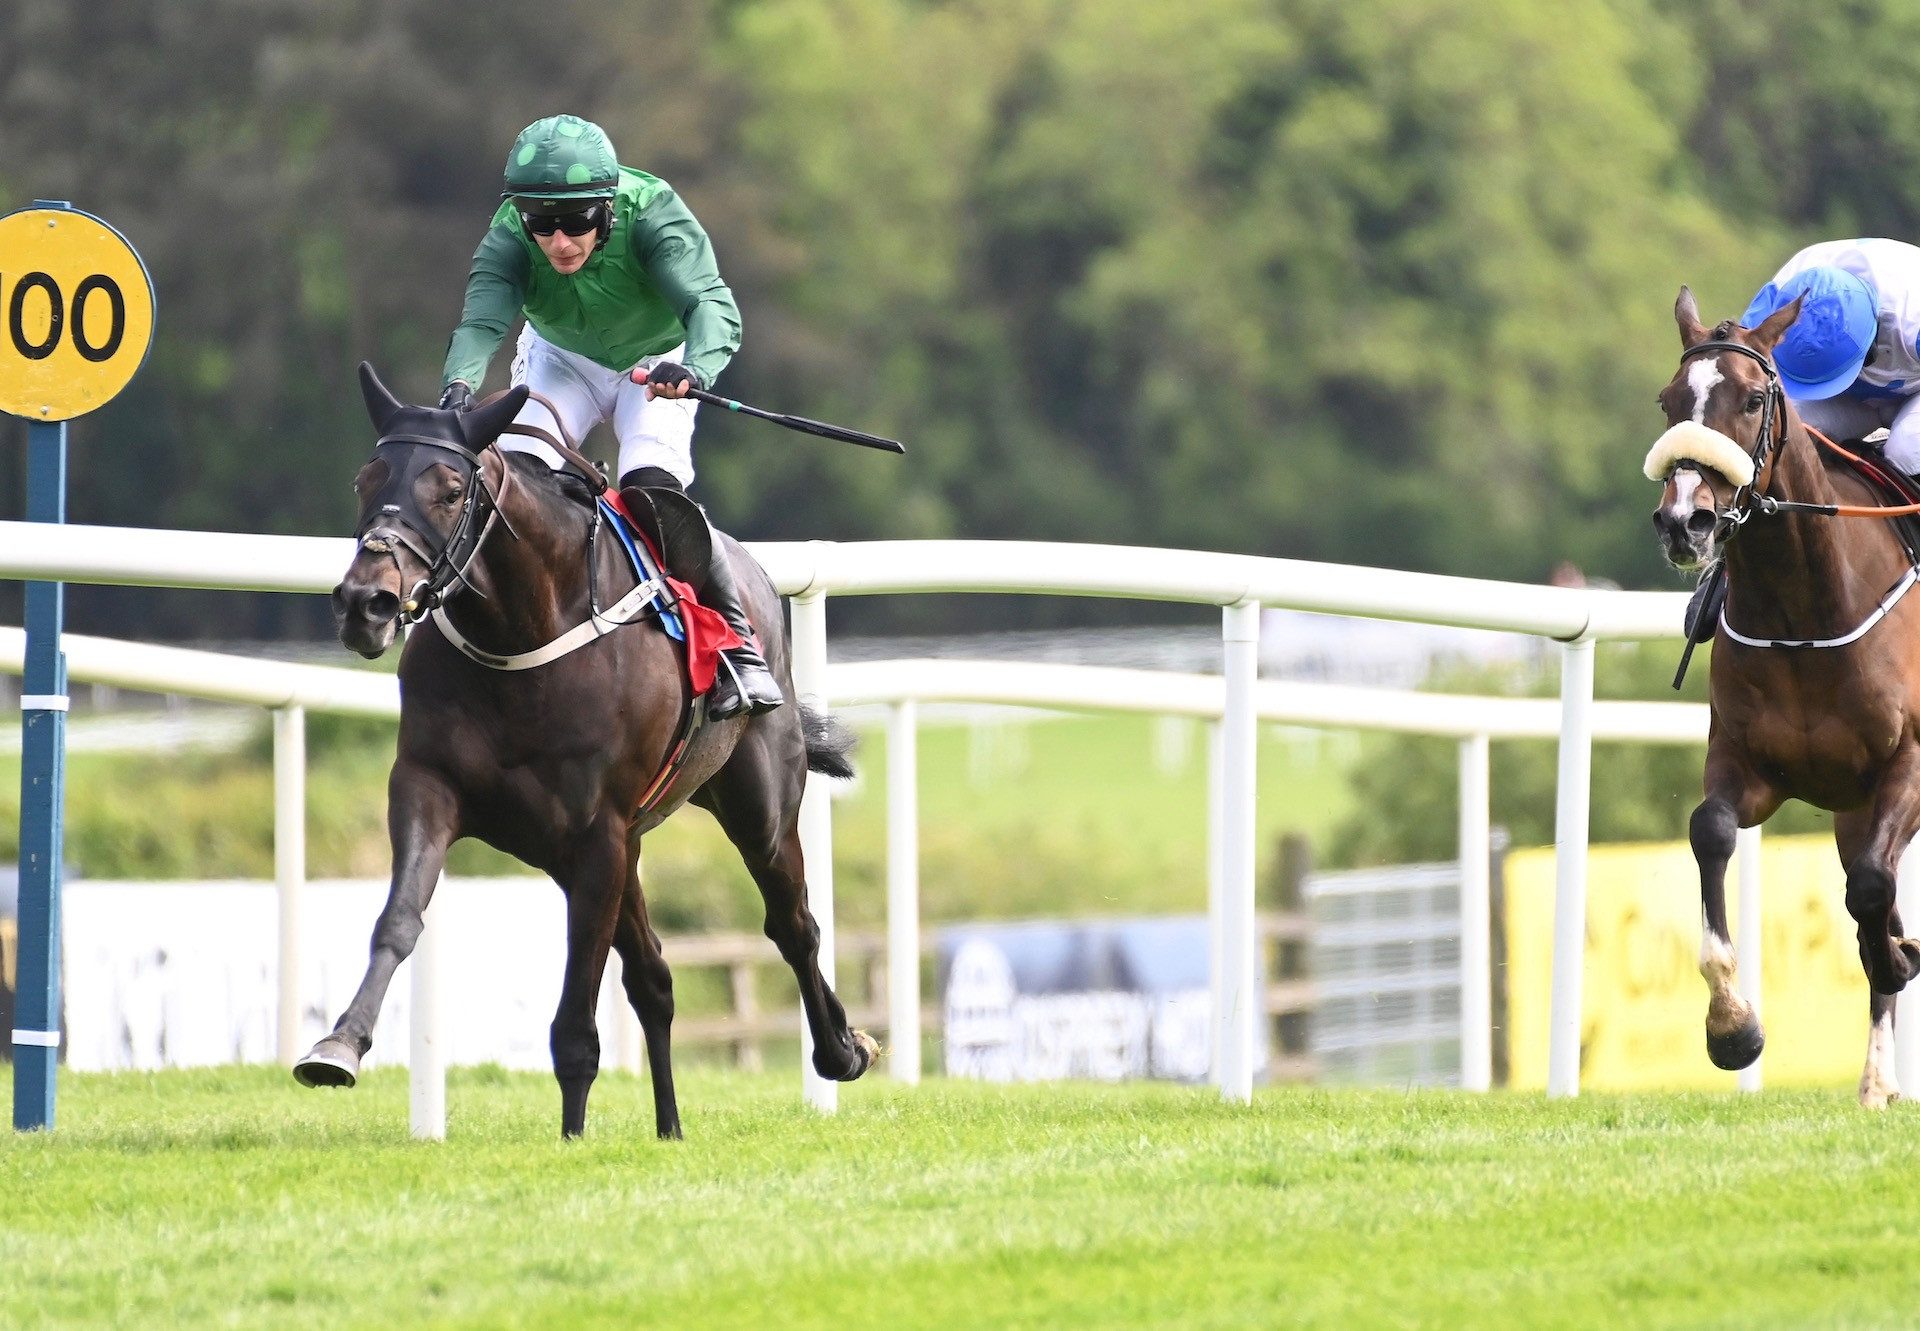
[1838,747,1920,999]
[551,820,627,1138]
[1690,778,1776,1071]
[611,850,682,1140]
[294,764,457,1088]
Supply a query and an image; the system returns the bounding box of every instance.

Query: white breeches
[502,325,700,487]
[1794,392,1920,473]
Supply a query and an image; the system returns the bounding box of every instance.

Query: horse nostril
[1687,510,1717,537]
[365,590,401,622]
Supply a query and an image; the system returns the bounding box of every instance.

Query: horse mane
[498,449,603,509]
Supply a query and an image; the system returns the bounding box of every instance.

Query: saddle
[615,484,714,602]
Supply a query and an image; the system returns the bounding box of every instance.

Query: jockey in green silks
[440,113,782,719]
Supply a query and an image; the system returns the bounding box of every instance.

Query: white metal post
[409,879,445,1141]
[1207,720,1225,1089]
[1735,824,1763,1093]
[1458,733,1491,1092]
[273,704,305,1069]
[1898,840,1920,1092]
[599,961,642,1074]
[1547,637,1595,1099]
[791,592,837,1112]
[1218,601,1261,1103]
[887,700,922,1084]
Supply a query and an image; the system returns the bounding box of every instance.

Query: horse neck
[1723,415,1907,639]
[458,460,599,647]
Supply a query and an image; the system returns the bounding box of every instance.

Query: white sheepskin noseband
[1642,420,1755,487]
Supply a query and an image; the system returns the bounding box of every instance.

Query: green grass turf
[4,1065,1916,1329]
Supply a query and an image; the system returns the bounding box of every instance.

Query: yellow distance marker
[0,206,155,421]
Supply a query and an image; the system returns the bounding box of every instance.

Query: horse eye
[444,487,463,504]
[1745,392,1765,412]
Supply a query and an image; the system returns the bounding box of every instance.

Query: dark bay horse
[1649,288,1920,1107]
[294,364,876,1137]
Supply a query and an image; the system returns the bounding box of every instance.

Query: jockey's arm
[442,225,531,395]
[634,193,741,390]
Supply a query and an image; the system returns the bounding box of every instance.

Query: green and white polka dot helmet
[502,115,619,209]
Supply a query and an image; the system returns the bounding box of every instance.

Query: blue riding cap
[1740,265,1879,400]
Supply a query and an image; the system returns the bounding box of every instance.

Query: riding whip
[686,387,906,455]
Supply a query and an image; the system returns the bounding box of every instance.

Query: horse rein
[1672,338,1920,656]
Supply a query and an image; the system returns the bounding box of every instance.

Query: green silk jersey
[442,167,742,392]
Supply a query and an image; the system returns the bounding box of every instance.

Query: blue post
[13,416,68,1130]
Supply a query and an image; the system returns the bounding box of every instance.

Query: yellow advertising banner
[1505,836,1868,1090]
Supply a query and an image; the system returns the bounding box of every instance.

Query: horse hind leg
[611,854,683,1140]
[748,823,876,1082]
[1860,991,1902,1110]
[697,723,876,1083]
[1839,750,1920,998]
[1692,796,1765,1070]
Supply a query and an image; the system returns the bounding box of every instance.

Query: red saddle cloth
[601,490,742,696]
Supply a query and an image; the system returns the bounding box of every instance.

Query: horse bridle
[356,431,512,624]
[354,392,614,625]
[1674,337,1785,544]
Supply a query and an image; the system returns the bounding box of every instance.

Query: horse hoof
[1860,1085,1901,1111]
[813,1030,879,1083]
[293,1039,362,1089]
[1706,1019,1765,1071]
[849,1029,880,1079]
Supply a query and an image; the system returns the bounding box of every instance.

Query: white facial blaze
[1666,470,1706,527]
[1688,357,1724,424]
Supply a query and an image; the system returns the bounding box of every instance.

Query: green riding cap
[503,114,620,202]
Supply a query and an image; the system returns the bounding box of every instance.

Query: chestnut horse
[1649,289,1920,1107]
[294,364,876,1137]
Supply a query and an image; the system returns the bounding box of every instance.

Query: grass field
[5,1066,1919,1329]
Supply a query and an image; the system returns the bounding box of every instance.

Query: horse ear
[1675,285,1707,348]
[358,362,405,432]
[460,384,530,448]
[1752,293,1806,351]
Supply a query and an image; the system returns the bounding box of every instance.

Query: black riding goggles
[519,205,607,238]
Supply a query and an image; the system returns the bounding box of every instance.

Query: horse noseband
[1677,338,1784,535]
[354,435,495,624]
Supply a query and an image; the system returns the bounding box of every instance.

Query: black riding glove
[439,381,475,412]
[644,362,699,397]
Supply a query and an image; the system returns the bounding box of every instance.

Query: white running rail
[0,521,1718,1120]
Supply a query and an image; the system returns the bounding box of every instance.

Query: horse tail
[800,704,857,780]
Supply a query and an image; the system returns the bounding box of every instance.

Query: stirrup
[708,649,783,720]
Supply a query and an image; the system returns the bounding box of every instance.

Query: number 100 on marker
[0,208,154,423]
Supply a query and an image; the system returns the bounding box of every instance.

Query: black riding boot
[697,535,786,719]
[624,468,784,720]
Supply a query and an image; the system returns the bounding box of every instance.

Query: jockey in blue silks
[1742,238,1920,473]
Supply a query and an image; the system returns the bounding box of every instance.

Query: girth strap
[432,575,666,671]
